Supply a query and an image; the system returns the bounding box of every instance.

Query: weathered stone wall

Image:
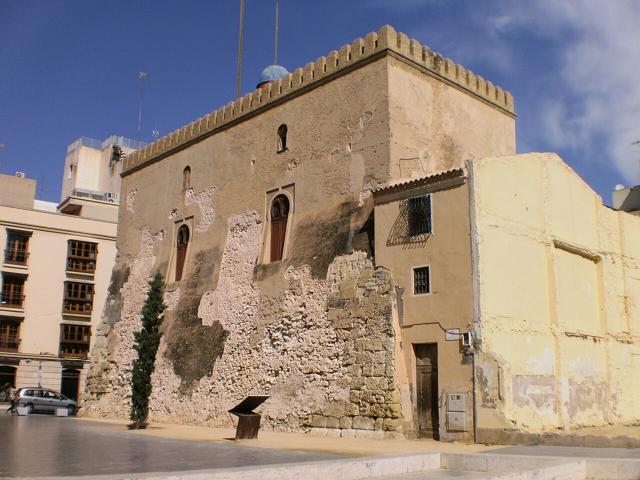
[85,215,404,436]
[82,53,408,434]
[84,24,518,437]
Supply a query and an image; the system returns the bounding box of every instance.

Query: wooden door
[61,369,80,401]
[175,225,189,281]
[415,344,439,439]
[270,195,289,262]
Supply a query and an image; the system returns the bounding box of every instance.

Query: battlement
[123,25,515,175]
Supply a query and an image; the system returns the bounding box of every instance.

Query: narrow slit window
[175,225,189,282]
[407,195,432,236]
[270,195,289,262]
[277,124,288,153]
[413,266,430,295]
[182,166,191,190]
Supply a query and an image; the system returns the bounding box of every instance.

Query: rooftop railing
[67,135,146,154]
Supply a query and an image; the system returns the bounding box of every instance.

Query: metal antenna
[274,0,280,65]
[236,0,246,99]
[137,71,147,142]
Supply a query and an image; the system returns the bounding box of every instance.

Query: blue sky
[1,0,639,203]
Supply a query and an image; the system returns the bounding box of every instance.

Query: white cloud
[489,1,640,183]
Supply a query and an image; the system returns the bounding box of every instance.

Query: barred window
[60,324,91,359]
[413,266,430,295]
[67,240,97,273]
[63,281,94,315]
[5,231,30,265]
[407,195,432,236]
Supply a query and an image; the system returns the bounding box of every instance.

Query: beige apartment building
[82,25,640,444]
[0,135,142,403]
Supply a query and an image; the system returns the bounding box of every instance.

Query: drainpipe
[466,159,480,444]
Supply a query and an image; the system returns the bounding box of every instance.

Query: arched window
[182,166,191,190]
[270,195,289,262]
[277,124,288,153]
[175,225,190,281]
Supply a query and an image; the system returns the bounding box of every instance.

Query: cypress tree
[129,272,166,429]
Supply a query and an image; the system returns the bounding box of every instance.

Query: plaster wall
[61,144,128,202]
[470,153,640,440]
[0,174,36,210]
[387,58,515,179]
[374,179,474,440]
[0,204,116,395]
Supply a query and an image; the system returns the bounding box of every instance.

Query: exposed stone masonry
[85,212,403,437]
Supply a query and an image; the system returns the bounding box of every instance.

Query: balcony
[0,336,19,352]
[63,299,93,316]
[0,293,25,309]
[4,249,29,266]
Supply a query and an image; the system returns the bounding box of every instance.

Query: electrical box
[447,411,466,431]
[447,393,466,413]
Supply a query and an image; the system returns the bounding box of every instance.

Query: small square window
[413,266,430,295]
[407,195,432,236]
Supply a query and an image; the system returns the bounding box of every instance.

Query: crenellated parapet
[123,25,515,175]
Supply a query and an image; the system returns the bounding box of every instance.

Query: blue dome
[258,65,289,86]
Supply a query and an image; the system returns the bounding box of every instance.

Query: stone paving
[0,415,342,477]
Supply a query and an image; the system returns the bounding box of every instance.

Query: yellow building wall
[471,153,640,437]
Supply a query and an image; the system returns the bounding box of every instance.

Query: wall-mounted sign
[445,328,461,341]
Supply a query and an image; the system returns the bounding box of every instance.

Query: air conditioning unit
[15,171,25,178]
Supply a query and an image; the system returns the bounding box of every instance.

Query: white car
[13,387,78,415]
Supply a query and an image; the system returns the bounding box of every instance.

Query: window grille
[60,324,91,358]
[66,240,98,273]
[1,275,25,308]
[4,232,30,265]
[407,195,432,236]
[63,281,94,315]
[413,266,430,295]
[0,319,20,352]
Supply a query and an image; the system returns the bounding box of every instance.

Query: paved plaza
[0,414,341,477]
[2,413,639,479]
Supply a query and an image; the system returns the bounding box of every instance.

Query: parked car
[13,387,78,415]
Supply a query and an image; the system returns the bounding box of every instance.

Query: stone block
[355,429,385,440]
[383,338,395,352]
[362,365,374,377]
[383,418,402,431]
[387,403,403,419]
[326,416,340,429]
[349,390,361,403]
[368,404,387,417]
[351,376,365,389]
[352,416,375,430]
[309,428,328,437]
[345,403,360,416]
[374,417,384,430]
[358,268,372,283]
[324,401,347,418]
[355,339,367,351]
[340,429,357,439]
[311,415,327,428]
[326,428,341,438]
[365,339,383,351]
[340,279,357,299]
[339,416,353,429]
